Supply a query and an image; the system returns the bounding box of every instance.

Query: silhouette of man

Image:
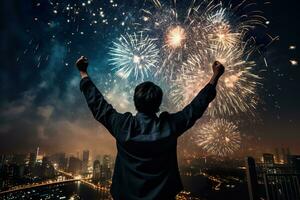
[76,56,224,200]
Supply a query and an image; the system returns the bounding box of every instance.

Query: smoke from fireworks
[195,119,242,157]
[108,32,159,80]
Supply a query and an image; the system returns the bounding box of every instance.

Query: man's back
[112,112,181,200]
[79,77,217,200]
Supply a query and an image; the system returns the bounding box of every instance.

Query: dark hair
[134,81,163,114]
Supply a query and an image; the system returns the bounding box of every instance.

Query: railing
[263,173,300,200]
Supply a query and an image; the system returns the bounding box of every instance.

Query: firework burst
[139,0,266,82]
[108,32,159,80]
[165,25,186,49]
[207,8,242,48]
[194,119,241,157]
[170,43,261,117]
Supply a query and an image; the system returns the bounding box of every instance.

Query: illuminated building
[100,155,112,184]
[82,150,89,173]
[246,154,300,200]
[68,156,82,175]
[262,153,275,165]
[93,160,101,183]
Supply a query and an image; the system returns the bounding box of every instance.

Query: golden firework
[165,26,186,49]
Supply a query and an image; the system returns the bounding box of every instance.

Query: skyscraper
[93,160,101,183]
[100,155,112,184]
[41,156,55,178]
[68,156,82,175]
[82,150,89,173]
[29,152,37,168]
[245,157,259,200]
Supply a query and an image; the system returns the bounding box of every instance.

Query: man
[76,56,224,200]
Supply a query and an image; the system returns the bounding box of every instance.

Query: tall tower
[100,155,112,184]
[82,150,89,173]
[93,160,101,183]
[275,148,280,163]
[245,157,259,200]
[29,152,37,167]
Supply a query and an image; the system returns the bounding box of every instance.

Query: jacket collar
[136,112,158,118]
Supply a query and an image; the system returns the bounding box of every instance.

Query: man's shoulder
[118,111,133,120]
[158,111,171,120]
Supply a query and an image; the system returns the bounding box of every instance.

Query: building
[29,152,37,168]
[246,154,300,200]
[93,160,101,183]
[100,155,112,184]
[82,150,89,173]
[41,156,55,178]
[262,153,275,165]
[274,148,280,163]
[287,155,300,172]
[245,157,259,200]
[49,153,67,170]
[68,156,82,175]
[12,154,26,165]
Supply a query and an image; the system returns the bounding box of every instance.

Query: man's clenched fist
[76,56,89,72]
[212,61,225,78]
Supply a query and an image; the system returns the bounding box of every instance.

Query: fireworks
[290,60,298,66]
[207,8,241,48]
[20,0,276,158]
[165,26,186,49]
[108,32,159,80]
[194,119,241,157]
[154,0,263,117]
[170,44,261,117]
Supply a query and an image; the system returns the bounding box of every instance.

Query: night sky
[0,0,299,157]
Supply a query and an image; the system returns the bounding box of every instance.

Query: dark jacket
[80,77,216,200]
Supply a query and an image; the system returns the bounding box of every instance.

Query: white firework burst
[195,119,241,157]
[170,43,261,117]
[108,32,159,80]
[207,8,242,48]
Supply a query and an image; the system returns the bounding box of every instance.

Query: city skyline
[1,148,299,199]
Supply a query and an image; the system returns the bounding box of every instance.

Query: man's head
[134,81,163,114]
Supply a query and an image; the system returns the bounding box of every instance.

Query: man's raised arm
[168,61,225,136]
[76,56,123,135]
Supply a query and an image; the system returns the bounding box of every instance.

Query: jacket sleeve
[80,77,125,136]
[168,83,216,137]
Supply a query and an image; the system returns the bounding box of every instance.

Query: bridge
[0,169,110,195]
[0,178,81,195]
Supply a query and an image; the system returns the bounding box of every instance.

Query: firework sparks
[170,44,261,117]
[138,0,265,117]
[108,32,159,80]
[165,26,186,49]
[140,0,265,82]
[194,119,241,157]
[290,60,298,66]
[207,8,241,48]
